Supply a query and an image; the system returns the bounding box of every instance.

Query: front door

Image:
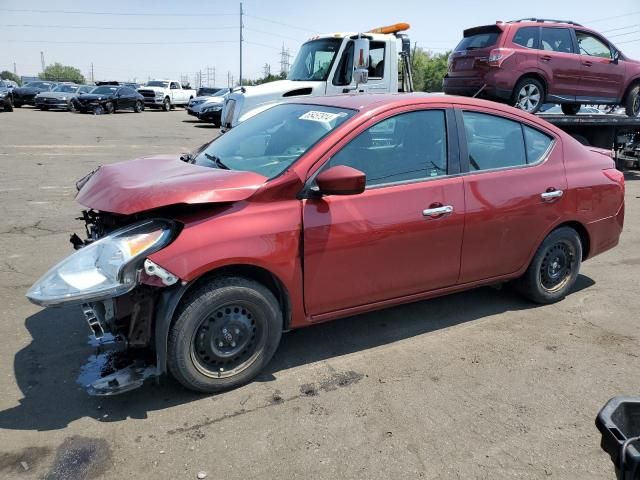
[456,106,568,283]
[302,107,465,316]
[326,40,390,96]
[574,30,624,103]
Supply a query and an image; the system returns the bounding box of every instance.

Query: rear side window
[368,42,385,79]
[523,126,553,163]
[455,32,500,51]
[541,28,574,53]
[513,27,539,49]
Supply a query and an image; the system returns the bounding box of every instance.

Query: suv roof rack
[510,18,583,26]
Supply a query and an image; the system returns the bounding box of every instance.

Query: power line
[244,14,319,34]
[608,29,640,38]
[583,11,640,24]
[5,39,238,46]
[617,37,640,45]
[1,23,237,31]
[601,24,639,33]
[0,7,236,16]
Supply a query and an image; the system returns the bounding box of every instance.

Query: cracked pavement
[1,107,640,479]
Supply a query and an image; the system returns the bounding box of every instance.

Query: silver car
[35,84,94,111]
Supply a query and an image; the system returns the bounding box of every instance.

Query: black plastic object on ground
[596,397,640,479]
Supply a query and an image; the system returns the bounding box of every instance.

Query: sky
[1,0,639,86]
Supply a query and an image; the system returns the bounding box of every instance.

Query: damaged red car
[27,94,625,394]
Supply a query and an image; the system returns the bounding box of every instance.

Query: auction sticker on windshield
[299,110,346,123]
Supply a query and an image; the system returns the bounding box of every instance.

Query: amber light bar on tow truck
[367,22,410,35]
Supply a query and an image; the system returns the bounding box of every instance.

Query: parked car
[26,94,624,395]
[137,80,196,111]
[197,102,225,126]
[443,18,640,116]
[187,87,230,117]
[0,83,13,112]
[0,79,18,91]
[71,85,144,114]
[12,81,57,107]
[35,84,94,111]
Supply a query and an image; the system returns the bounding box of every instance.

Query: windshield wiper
[204,153,229,170]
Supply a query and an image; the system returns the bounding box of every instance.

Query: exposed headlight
[27,220,176,307]
[60,96,67,101]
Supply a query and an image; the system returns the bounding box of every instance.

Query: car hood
[75,154,268,215]
[37,91,77,99]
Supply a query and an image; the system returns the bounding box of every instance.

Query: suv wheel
[561,104,581,115]
[625,85,640,117]
[512,78,544,113]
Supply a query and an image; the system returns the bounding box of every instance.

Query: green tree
[243,71,286,86]
[0,71,21,85]
[411,48,451,92]
[39,63,85,83]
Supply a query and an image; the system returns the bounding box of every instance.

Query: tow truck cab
[221,23,414,129]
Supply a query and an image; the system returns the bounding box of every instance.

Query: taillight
[488,48,515,67]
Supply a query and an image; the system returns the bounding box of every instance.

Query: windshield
[91,86,118,95]
[288,38,342,81]
[197,87,220,96]
[455,32,500,51]
[53,84,79,93]
[146,81,169,87]
[25,81,54,89]
[193,103,355,178]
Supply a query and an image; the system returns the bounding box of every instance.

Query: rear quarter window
[512,27,539,49]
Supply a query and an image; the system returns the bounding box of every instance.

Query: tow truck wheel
[168,276,282,393]
[561,104,581,115]
[625,85,640,117]
[163,97,171,112]
[515,227,582,304]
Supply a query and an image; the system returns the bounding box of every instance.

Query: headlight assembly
[26,219,176,307]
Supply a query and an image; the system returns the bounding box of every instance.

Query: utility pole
[40,51,45,72]
[207,66,215,87]
[13,62,17,75]
[90,62,94,83]
[227,71,231,87]
[239,2,243,86]
[263,63,271,78]
[280,43,291,76]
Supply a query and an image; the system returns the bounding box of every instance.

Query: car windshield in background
[212,88,229,96]
[455,32,500,51]
[147,81,169,87]
[288,38,342,81]
[91,86,118,95]
[53,85,78,93]
[193,103,355,178]
[25,82,54,89]
[197,88,220,96]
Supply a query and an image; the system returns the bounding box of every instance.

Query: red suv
[444,18,640,116]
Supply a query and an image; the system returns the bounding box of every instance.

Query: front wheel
[162,97,171,112]
[68,100,77,113]
[134,100,143,113]
[515,227,582,304]
[512,78,544,113]
[104,101,115,114]
[625,85,640,117]
[561,103,581,115]
[5,97,13,112]
[168,277,283,393]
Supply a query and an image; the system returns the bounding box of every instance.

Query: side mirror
[316,165,366,196]
[611,50,620,64]
[353,36,370,85]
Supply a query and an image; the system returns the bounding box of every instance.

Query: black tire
[104,101,114,114]
[162,97,171,112]
[516,227,582,304]
[625,84,640,117]
[68,100,77,113]
[134,100,143,113]
[168,276,282,393]
[561,103,581,115]
[512,77,545,113]
[13,102,21,108]
[5,97,13,112]
[40,105,48,111]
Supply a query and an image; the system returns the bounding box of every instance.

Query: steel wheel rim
[539,241,574,292]
[517,84,541,112]
[190,303,265,379]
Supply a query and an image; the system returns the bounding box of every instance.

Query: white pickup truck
[220,23,414,128]
[138,80,196,111]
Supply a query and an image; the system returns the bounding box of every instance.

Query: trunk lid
[75,155,267,215]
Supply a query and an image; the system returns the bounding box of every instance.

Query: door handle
[423,205,454,217]
[582,61,593,67]
[541,55,552,62]
[540,189,563,201]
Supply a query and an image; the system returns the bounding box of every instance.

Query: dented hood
[75,155,267,215]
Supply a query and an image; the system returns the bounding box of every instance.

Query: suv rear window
[455,32,500,51]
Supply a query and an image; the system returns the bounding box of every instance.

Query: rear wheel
[516,227,582,304]
[512,78,544,113]
[168,277,282,393]
[561,103,581,115]
[625,84,640,117]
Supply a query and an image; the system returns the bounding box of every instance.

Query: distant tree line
[411,48,452,92]
[38,63,86,84]
[0,70,21,85]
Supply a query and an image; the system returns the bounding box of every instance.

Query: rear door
[539,27,582,102]
[574,30,624,102]
[448,25,502,82]
[456,105,568,283]
[302,105,465,316]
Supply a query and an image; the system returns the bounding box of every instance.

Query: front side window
[194,104,354,178]
[513,27,539,49]
[463,111,552,171]
[576,31,611,58]
[170,82,179,89]
[327,110,448,187]
[368,42,385,79]
[541,28,574,53]
[288,38,341,81]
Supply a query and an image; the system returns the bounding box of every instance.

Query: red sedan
[27,94,624,394]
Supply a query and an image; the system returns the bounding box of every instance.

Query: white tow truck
[220,23,414,129]
[138,80,196,111]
